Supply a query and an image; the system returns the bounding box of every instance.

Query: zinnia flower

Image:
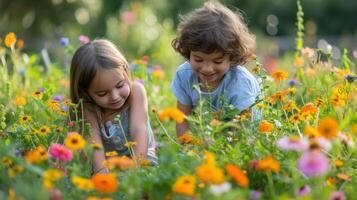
[49,144,73,163]
[91,173,118,193]
[271,70,288,82]
[172,175,196,197]
[298,150,329,177]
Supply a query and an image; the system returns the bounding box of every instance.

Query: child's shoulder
[176,61,193,73]
[229,65,256,80]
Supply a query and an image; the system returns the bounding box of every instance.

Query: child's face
[87,68,130,111]
[189,51,231,89]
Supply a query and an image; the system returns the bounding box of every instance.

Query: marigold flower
[317,117,339,139]
[5,32,16,47]
[225,163,249,187]
[13,96,26,106]
[91,173,118,193]
[257,156,280,173]
[271,70,288,82]
[64,132,86,151]
[203,151,216,166]
[72,176,94,191]
[196,164,224,184]
[178,133,193,144]
[172,175,196,197]
[335,159,343,168]
[158,108,185,123]
[104,156,136,170]
[304,125,320,138]
[257,120,274,133]
[301,103,318,116]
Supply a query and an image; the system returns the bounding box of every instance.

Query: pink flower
[121,11,136,25]
[298,150,329,177]
[297,185,311,196]
[276,136,309,151]
[78,35,90,44]
[49,144,73,163]
[329,191,346,200]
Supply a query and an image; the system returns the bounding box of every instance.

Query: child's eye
[116,84,123,89]
[97,92,106,97]
[194,59,203,63]
[214,61,223,64]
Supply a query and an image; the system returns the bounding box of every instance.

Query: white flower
[210,182,231,196]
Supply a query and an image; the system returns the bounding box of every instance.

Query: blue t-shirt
[171,62,261,115]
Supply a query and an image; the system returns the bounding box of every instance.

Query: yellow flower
[304,125,320,138]
[172,175,196,197]
[152,69,165,79]
[32,91,43,100]
[352,124,357,135]
[2,156,13,166]
[43,169,62,181]
[124,141,137,147]
[19,115,33,124]
[5,32,16,47]
[64,132,86,151]
[203,152,216,166]
[46,100,60,111]
[289,114,302,124]
[335,159,343,168]
[38,125,51,135]
[8,165,24,178]
[258,120,274,133]
[318,117,339,139]
[72,176,94,191]
[105,151,118,157]
[271,70,288,82]
[13,96,26,106]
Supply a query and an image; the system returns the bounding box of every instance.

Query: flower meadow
[1,4,357,200]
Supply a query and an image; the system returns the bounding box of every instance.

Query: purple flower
[297,185,311,196]
[288,79,298,86]
[329,191,346,200]
[38,87,45,92]
[250,190,262,200]
[130,63,139,70]
[53,94,62,101]
[78,35,90,44]
[14,149,21,157]
[276,136,309,152]
[147,66,153,74]
[60,37,69,47]
[19,68,25,76]
[298,150,329,177]
[345,74,357,83]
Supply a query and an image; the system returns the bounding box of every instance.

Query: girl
[70,39,157,174]
[171,1,261,136]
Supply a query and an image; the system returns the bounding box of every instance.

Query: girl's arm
[83,107,108,174]
[129,82,149,160]
[176,101,192,137]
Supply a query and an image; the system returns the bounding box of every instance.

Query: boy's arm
[176,101,192,137]
[129,82,149,161]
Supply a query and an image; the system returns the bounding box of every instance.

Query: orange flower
[196,164,224,184]
[257,156,280,173]
[91,173,118,193]
[13,96,26,106]
[271,70,288,82]
[16,39,24,49]
[294,56,304,67]
[301,103,318,116]
[352,124,357,135]
[258,120,274,133]
[178,133,193,144]
[335,159,343,168]
[317,117,339,139]
[336,173,351,182]
[289,114,302,124]
[209,119,222,126]
[104,156,136,170]
[225,163,249,188]
[172,175,196,197]
[5,32,16,47]
[158,108,185,123]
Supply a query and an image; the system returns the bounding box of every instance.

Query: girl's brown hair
[70,39,131,108]
[172,1,256,65]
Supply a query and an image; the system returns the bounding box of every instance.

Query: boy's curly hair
[172,1,256,65]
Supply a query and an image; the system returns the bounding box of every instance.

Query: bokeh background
[1,0,357,71]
